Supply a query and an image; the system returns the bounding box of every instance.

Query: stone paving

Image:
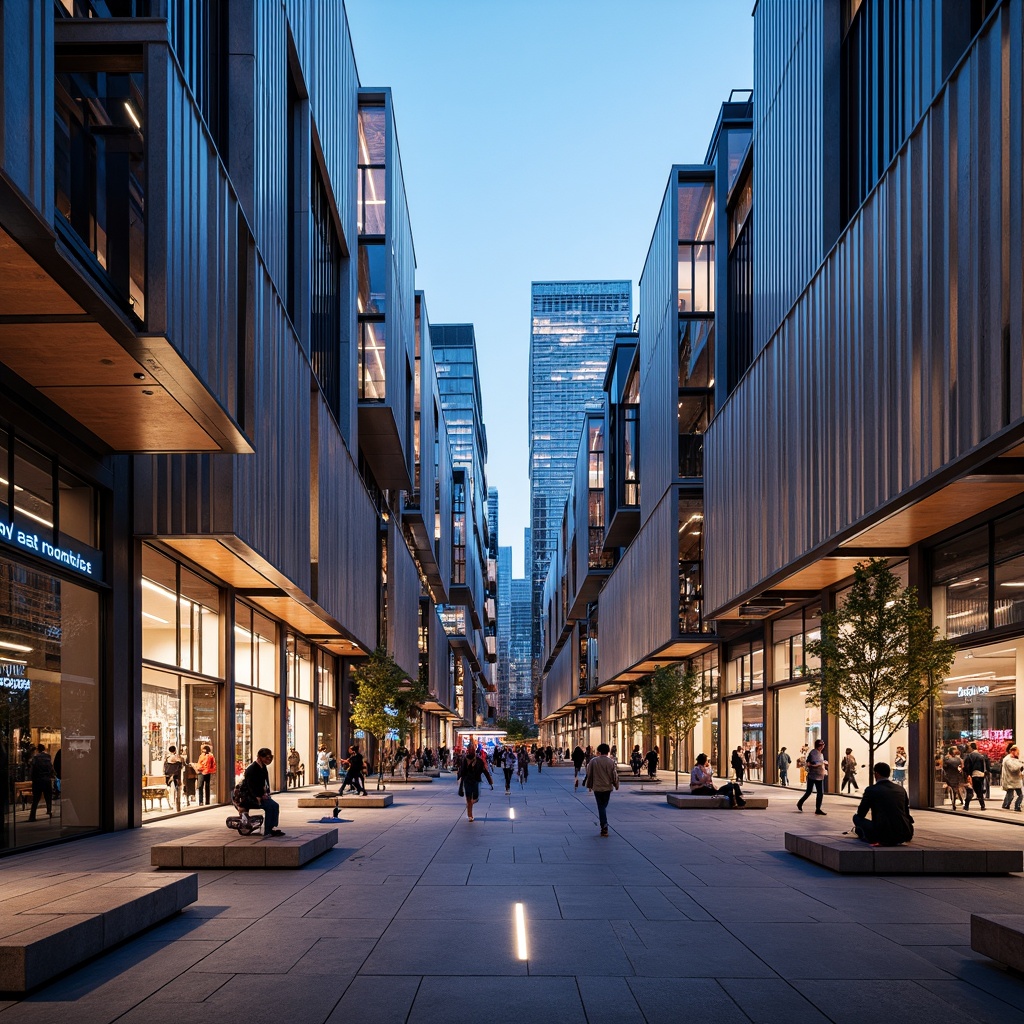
[2,769,1024,1023]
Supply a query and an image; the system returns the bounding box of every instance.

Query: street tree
[350,647,420,790]
[638,662,703,789]
[806,558,955,776]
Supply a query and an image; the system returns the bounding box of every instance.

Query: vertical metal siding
[388,518,420,678]
[540,636,574,720]
[315,392,378,651]
[638,176,676,522]
[707,3,1024,612]
[596,488,677,683]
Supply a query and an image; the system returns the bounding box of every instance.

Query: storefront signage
[957,684,990,698]
[0,520,102,580]
[0,663,30,691]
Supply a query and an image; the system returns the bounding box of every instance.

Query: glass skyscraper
[528,280,632,671]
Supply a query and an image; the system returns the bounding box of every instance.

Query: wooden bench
[0,871,197,994]
[12,781,32,810]
[142,775,172,810]
[298,794,393,809]
[152,827,338,869]
[971,914,1024,972]
[666,793,769,809]
[785,831,1023,875]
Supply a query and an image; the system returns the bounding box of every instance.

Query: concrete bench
[618,775,661,784]
[785,832,1023,874]
[381,775,433,784]
[0,871,197,994]
[666,793,769,809]
[152,827,337,869]
[971,914,1024,972]
[297,794,393,809]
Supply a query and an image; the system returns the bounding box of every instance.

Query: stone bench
[617,775,661,784]
[971,914,1024,972]
[666,793,769,809]
[785,832,1023,874]
[152,827,337,869]
[0,871,197,994]
[297,794,393,809]
[379,775,433,784]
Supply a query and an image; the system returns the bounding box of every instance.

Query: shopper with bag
[457,747,493,822]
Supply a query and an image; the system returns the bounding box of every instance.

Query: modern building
[0,0,476,854]
[703,0,1024,818]
[528,280,632,704]
[509,576,535,724]
[432,324,497,725]
[536,95,753,766]
[497,544,513,719]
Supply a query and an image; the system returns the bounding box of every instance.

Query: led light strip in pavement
[514,902,528,960]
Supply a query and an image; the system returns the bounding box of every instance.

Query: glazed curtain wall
[706,4,1024,614]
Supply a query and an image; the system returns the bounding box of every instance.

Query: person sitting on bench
[689,753,745,807]
[852,762,914,846]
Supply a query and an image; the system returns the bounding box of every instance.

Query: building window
[234,602,279,787]
[452,478,466,585]
[679,497,706,635]
[678,180,714,313]
[358,320,386,401]
[311,159,343,419]
[0,556,101,848]
[55,46,146,321]
[357,107,386,234]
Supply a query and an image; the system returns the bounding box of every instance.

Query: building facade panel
[388,517,421,679]
[597,487,677,683]
[540,632,575,721]
[707,4,1024,614]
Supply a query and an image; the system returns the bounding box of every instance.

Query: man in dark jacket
[28,744,53,821]
[243,747,284,837]
[852,762,914,846]
[731,746,745,783]
[339,745,366,796]
[962,741,990,811]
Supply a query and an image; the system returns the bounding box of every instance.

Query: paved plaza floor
[3,768,1024,1023]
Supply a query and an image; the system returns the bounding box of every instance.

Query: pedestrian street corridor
[4,769,1024,1024]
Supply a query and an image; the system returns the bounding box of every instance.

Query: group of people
[939,740,1023,812]
[161,744,217,809]
[628,745,657,777]
[730,743,764,782]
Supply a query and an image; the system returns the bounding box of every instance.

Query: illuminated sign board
[957,685,990,698]
[0,663,30,691]
[0,519,102,580]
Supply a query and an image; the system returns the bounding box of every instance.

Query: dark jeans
[734,765,744,783]
[964,776,986,809]
[852,813,880,843]
[340,770,365,795]
[503,767,514,790]
[260,795,280,833]
[1002,787,1023,810]
[842,772,859,792]
[798,777,824,810]
[594,789,611,829]
[29,783,52,820]
[779,771,789,786]
[198,773,212,804]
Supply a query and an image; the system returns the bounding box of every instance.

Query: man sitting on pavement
[852,762,914,846]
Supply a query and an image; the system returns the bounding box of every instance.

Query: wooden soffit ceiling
[0,226,246,453]
[160,537,366,657]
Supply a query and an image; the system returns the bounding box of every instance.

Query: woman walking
[1001,745,1023,811]
[457,747,493,821]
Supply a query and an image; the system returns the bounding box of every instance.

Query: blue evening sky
[346,0,754,577]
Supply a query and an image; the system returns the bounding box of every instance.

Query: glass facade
[529,281,632,665]
[0,555,101,849]
[234,601,278,788]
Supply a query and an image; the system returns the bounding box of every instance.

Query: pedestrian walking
[1001,745,1023,811]
[731,746,745,783]
[963,741,990,811]
[942,745,965,809]
[501,747,517,793]
[585,742,619,836]
[776,746,791,787]
[841,748,859,793]
[645,746,659,778]
[28,744,53,821]
[316,745,330,787]
[457,747,493,822]
[630,745,643,776]
[572,744,585,788]
[796,738,828,814]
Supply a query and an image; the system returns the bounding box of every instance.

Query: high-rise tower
[528,281,632,681]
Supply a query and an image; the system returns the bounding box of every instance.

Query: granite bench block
[0,872,197,994]
[153,829,338,870]
[971,914,1024,971]
[665,793,769,809]
[786,832,1023,875]
[297,794,393,808]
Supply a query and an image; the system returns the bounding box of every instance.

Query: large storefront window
[317,653,338,772]
[726,640,763,694]
[234,602,278,787]
[775,684,821,786]
[933,638,1024,814]
[141,545,223,816]
[286,634,313,785]
[1,556,101,849]
[726,693,764,778]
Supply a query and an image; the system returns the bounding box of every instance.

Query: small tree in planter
[350,647,419,790]
[638,663,703,790]
[806,558,955,776]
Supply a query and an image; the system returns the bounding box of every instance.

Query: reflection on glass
[359,320,387,401]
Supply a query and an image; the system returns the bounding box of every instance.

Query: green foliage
[638,663,703,782]
[493,717,538,742]
[806,558,956,771]
[350,647,420,780]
